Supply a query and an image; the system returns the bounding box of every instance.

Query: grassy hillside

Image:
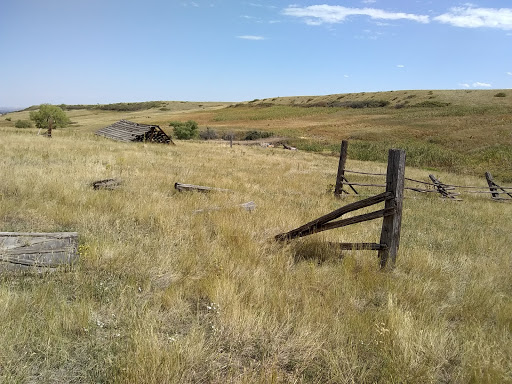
[3,90,511,180]
[185,89,512,181]
[1,98,512,382]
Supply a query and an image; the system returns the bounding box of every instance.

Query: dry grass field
[1,91,512,383]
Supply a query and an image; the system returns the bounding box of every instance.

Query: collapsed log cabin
[95,120,174,144]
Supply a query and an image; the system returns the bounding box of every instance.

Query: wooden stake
[378,149,406,268]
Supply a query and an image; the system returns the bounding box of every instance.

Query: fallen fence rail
[335,140,512,202]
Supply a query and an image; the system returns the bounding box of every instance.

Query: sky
[1,0,511,108]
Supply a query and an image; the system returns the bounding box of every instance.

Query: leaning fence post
[378,149,406,268]
[485,172,499,199]
[334,140,349,197]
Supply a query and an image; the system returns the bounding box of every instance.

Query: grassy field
[1,91,512,383]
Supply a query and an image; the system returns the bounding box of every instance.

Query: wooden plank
[0,232,79,270]
[328,242,388,251]
[316,207,395,234]
[275,191,391,241]
[379,149,406,268]
[194,201,256,213]
[174,182,231,193]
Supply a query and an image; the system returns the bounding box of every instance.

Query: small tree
[29,104,70,137]
[169,120,198,140]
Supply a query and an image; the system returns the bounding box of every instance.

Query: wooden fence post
[485,172,499,199]
[378,149,406,268]
[334,140,349,197]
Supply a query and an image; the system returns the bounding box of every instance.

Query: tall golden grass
[1,123,511,383]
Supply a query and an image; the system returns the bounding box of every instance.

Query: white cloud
[344,74,350,78]
[362,0,377,3]
[434,7,512,30]
[507,72,512,76]
[396,64,405,68]
[282,5,430,25]
[236,35,265,40]
[182,1,199,7]
[459,83,471,88]
[473,82,492,87]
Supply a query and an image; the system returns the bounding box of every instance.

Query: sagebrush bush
[494,92,506,97]
[412,100,451,108]
[199,128,218,140]
[14,119,32,128]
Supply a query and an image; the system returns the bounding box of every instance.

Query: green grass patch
[213,105,342,121]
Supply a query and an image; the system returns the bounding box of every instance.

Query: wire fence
[341,168,512,201]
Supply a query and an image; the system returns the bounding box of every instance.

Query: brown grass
[1,91,511,382]
[1,116,512,382]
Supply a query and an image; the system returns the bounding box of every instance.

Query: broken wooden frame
[277,149,406,268]
[428,174,462,200]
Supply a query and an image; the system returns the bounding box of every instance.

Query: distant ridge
[0,107,21,114]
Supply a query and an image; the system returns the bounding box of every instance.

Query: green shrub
[244,130,273,140]
[169,120,198,140]
[15,119,32,128]
[5,117,11,121]
[494,92,506,97]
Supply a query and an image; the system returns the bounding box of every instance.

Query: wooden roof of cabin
[95,120,171,143]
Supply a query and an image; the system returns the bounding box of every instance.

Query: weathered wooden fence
[334,140,512,202]
[276,148,406,268]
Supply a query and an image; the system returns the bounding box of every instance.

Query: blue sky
[1,0,511,108]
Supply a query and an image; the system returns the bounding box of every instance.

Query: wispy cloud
[283,5,512,30]
[473,82,492,87]
[282,5,430,25]
[236,35,265,40]
[434,7,512,30]
[507,72,512,76]
[396,64,405,68]
[459,83,471,88]
[182,1,199,7]
[362,0,377,3]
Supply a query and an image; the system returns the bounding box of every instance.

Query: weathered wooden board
[193,201,257,213]
[0,232,79,271]
[92,178,122,190]
[175,182,231,193]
